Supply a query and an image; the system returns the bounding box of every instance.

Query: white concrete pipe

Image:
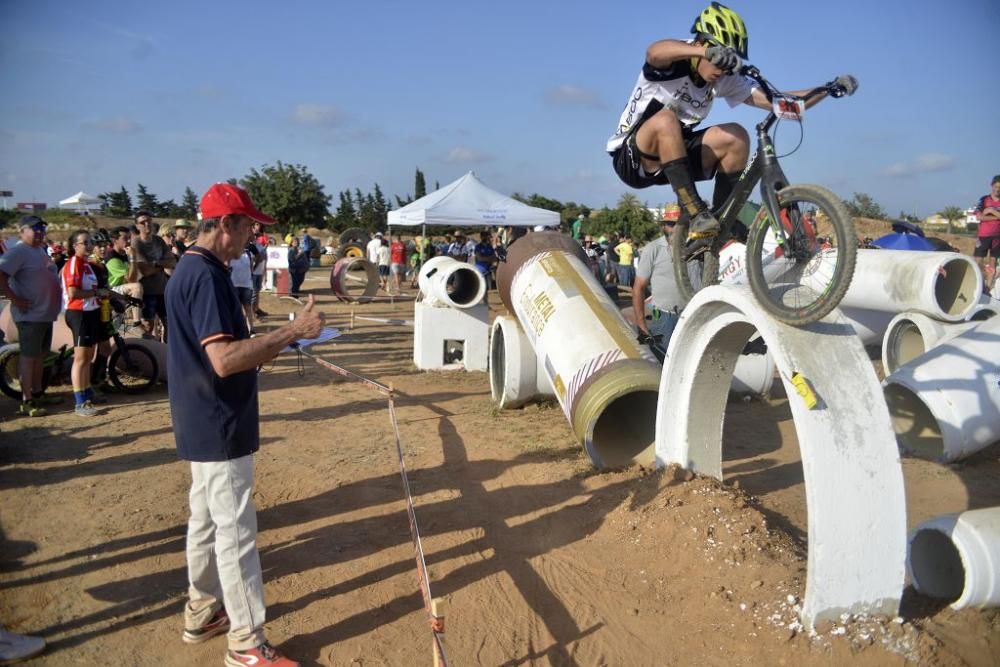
[493,311,772,405]
[833,249,982,322]
[881,312,976,376]
[496,232,661,468]
[656,284,906,627]
[908,507,1000,609]
[883,315,1000,462]
[839,307,896,346]
[730,336,776,397]
[966,295,1000,322]
[489,315,555,408]
[418,256,486,308]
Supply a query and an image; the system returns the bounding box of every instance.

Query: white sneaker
[75,400,99,417]
[0,628,46,664]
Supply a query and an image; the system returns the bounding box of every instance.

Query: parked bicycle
[672,65,857,327]
[0,293,159,399]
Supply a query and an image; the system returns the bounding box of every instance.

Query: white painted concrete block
[413,300,489,372]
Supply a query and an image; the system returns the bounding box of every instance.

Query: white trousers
[185,455,266,650]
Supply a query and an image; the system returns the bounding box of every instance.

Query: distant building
[16,202,47,212]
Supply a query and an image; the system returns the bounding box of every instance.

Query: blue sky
[1,0,996,218]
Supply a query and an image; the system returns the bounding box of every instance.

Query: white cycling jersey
[607,41,755,153]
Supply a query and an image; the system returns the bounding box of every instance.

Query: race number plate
[773,97,805,121]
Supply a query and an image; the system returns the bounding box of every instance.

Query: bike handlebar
[739,65,846,105]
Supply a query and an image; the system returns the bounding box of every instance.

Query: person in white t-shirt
[229,245,255,332]
[608,2,856,246]
[366,232,383,264]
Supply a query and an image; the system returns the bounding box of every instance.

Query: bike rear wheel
[746,184,856,326]
[108,344,158,394]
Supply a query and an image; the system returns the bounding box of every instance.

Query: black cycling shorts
[65,309,110,348]
[973,235,1000,258]
[611,123,714,189]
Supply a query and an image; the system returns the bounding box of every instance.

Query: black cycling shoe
[689,211,721,236]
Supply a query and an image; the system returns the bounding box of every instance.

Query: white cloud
[291,104,343,128]
[544,84,605,109]
[882,153,955,177]
[443,146,493,164]
[85,117,142,134]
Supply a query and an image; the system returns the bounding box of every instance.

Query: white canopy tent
[387,171,559,229]
[59,191,102,213]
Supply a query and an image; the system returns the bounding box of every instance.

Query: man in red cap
[166,183,324,667]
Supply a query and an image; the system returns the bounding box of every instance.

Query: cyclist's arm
[646,39,706,68]
[631,275,651,335]
[744,86,830,111]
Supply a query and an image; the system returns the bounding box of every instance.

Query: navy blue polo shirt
[165,246,259,462]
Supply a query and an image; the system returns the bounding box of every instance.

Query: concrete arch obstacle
[655,284,906,627]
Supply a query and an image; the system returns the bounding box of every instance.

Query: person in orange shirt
[62,229,112,416]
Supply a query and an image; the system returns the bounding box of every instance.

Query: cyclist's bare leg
[634,109,718,237]
[698,123,750,210]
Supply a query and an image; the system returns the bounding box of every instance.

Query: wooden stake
[350,310,355,330]
[431,597,447,667]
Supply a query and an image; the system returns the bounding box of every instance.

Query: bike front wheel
[746,184,856,326]
[108,344,159,394]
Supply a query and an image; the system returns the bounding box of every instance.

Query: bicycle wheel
[745,184,856,326]
[671,221,722,304]
[108,344,159,394]
[0,346,22,400]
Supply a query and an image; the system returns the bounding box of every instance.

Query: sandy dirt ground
[1,260,999,667]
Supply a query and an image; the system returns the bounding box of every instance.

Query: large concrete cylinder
[881,311,975,375]
[883,315,1000,462]
[908,507,1000,609]
[489,315,555,408]
[330,256,379,303]
[834,249,982,321]
[496,232,661,467]
[418,256,486,308]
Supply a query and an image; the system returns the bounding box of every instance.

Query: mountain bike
[672,65,857,326]
[0,294,159,400]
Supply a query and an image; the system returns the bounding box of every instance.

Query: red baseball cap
[199,183,276,225]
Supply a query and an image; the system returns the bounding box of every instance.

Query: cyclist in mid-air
[607,2,858,249]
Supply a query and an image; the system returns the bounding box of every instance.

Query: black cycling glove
[704,45,742,74]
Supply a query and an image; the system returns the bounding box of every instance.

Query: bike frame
[711,116,789,244]
[711,68,830,251]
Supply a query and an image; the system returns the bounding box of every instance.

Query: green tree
[135,183,159,214]
[99,186,133,218]
[239,161,332,230]
[332,190,357,229]
[587,194,657,244]
[843,192,887,220]
[181,187,199,218]
[938,206,965,234]
[414,168,427,199]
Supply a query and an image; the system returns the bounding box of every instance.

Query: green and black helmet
[691,2,748,59]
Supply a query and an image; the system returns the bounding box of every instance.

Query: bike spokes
[746,184,856,325]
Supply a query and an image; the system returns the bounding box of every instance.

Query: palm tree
[938,206,965,234]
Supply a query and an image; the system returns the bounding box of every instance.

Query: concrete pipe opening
[883,383,943,459]
[489,324,506,402]
[909,528,965,601]
[885,320,931,371]
[445,267,484,306]
[587,389,659,468]
[934,258,980,317]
